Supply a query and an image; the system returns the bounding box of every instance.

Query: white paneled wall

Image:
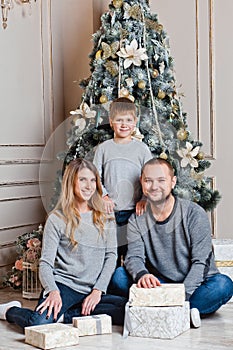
[0,1,49,251]
[0,0,94,271]
[152,0,233,238]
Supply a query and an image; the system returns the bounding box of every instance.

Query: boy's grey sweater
[93,139,152,211]
[39,211,117,296]
[125,197,219,299]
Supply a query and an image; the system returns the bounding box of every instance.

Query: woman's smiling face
[74,167,97,202]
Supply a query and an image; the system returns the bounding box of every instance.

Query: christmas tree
[53,0,220,211]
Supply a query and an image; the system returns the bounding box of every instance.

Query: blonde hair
[53,159,107,247]
[109,97,137,120]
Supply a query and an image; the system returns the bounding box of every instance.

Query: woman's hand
[81,289,102,316]
[137,274,161,288]
[36,290,62,321]
[103,195,115,214]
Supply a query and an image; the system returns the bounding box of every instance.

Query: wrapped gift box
[25,323,79,349]
[72,314,112,336]
[129,283,185,307]
[213,239,233,302]
[213,239,233,273]
[124,301,190,339]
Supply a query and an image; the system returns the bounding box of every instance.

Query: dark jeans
[108,267,233,315]
[115,209,134,267]
[6,282,127,329]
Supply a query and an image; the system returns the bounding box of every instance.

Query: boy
[93,97,152,266]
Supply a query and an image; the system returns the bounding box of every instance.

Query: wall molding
[196,0,216,160]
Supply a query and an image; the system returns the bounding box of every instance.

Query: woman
[0,159,127,328]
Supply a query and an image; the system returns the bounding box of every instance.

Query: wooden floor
[0,288,232,350]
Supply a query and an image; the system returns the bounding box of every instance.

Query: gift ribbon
[92,315,102,334]
[78,315,102,334]
[215,261,233,267]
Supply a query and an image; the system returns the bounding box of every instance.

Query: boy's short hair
[109,97,137,120]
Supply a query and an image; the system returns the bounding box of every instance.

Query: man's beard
[148,192,172,206]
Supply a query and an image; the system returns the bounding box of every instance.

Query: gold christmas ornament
[138,80,146,89]
[113,0,123,9]
[95,50,102,60]
[105,61,119,76]
[197,151,205,160]
[102,41,119,60]
[158,89,166,99]
[152,69,159,78]
[172,102,179,112]
[145,19,163,32]
[177,128,188,141]
[157,24,164,32]
[190,169,204,181]
[99,95,108,104]
[159,152,168,160]
[124,3,142,20]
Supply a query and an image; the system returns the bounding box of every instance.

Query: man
[109,158,233,328]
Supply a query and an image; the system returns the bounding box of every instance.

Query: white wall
[0,0,94,273]
[151,0,233,238]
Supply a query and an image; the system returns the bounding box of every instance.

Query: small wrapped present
[213,239,233,270]
[124,301,190,339]
[213,239,233,302]
[72,314,112,336]
[129,283,185,307]
[25,323,79,349]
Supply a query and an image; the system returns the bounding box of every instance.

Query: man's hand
[36,290,62,321]
[137,274,161,288]
[136,199,148,216]
[103,195,115,214]
[81,289,102,316]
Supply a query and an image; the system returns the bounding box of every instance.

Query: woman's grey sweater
[39,211,117,296]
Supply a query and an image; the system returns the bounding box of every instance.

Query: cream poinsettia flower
[74,118,86,131]
[117,39,148,69]
[70,102,96,119]
[177,141,200,168]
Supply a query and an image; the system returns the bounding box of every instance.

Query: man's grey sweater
[39,211,117,296]
[125,197,219,299]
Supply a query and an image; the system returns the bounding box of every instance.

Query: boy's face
[110,113,136,140]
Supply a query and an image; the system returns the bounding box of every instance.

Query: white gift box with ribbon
[72,314,112,336]
[123,301,190,339]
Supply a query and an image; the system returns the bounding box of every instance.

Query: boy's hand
[136,199,147,216]
[103,195,115,213]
